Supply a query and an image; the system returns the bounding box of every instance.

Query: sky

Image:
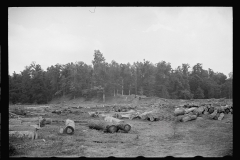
[8,7,232,77]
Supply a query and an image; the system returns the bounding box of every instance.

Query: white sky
[8,7,232,77]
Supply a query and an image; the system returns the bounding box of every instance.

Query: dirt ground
[9,96,233,157]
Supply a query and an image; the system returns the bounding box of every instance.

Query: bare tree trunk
[122,79,123,96]
[103,88,105,103]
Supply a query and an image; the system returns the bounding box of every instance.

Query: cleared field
[9,97,233,157]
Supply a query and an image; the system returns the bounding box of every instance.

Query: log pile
[174,103,232,122]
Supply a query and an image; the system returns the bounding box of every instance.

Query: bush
[179,90,193,99]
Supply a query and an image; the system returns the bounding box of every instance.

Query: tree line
[9,50,232,104]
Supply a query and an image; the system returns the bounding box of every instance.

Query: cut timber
[9,125,37,132]
[174,108,185,116]
[88,119,118,133]
[116,123,131,133]
[9,119,22,125]
[218,113,224,120]
[209,110,218,119]
[20,117,43,122]
[9,131,38,140]
[63,119,75,135]
[182,115,197,122]
[146,113,155,122]
[185,107,197,114]
[104,116,124,124]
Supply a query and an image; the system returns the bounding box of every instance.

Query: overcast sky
[8,7,232,77]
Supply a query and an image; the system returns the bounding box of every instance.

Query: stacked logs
[174,103,232,122]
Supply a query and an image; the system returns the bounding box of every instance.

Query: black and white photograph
[8,7,232,157]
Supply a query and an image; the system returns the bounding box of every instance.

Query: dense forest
[9,50,232,104]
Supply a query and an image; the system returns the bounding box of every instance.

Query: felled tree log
[174,108,185,116]
[116,123,131,133]
[213,113,220,120]
[218,113,224,120]
[185,107,198,114]
[9,119,22,125]
[208,107,215,114]
[209,110,218,119]
[113,113,122,119]
[88,119,118,133]
[104,116,124,124]
[63,119,75,135]
[9,131,38,140]
[9,125,37,132]
[181,115,197,122]
[146,113,155,122]
[20,117,43,122]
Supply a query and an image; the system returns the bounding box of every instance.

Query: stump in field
[63,119,75,135]
[88,119,118,133]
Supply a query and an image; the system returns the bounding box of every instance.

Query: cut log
[9,131,38,140]
[120,113,132,119]
[182,116,191,122]
[9,125,37,131]
[176,115,185,122]
[203,110,209,115]
[113,113,122,119]
[20,117,43,122]
[196,117,203,120]
[185,107,197,114]
[104,116,124,124]
[9,119,22,125]
[188,115,197,120]
[218,113,224,120]
[213,113,220,120]
[174,108,185,116]
[88,119,118,133]
[63,119,75,135]
[196,106,204,115]
[116,123,131,133]
[146,113,155,122]
[208,107,214,114]
[209,110,218,119]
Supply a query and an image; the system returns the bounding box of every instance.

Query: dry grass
[9,97,233,157]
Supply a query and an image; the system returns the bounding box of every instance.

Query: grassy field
[9,96,233,157]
